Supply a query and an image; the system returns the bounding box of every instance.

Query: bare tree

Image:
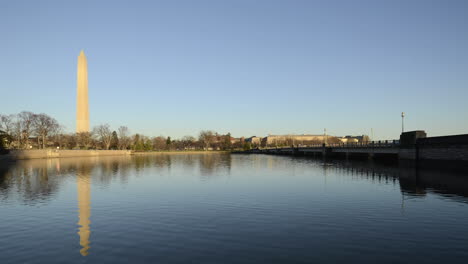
[76,132,93,149]
[0,114,14,135]
[0,114,15,147]
[222,133,232,150]
[11,120,22,148]
[93,124,113,150]
[54,132,75,149]
[51,125,69,149]
[181,135,196,150]
[0,130,11,152]
[152,136,166,151]
[117,126,130,150]
[18,111,36,149]
[33,113,59,149]
[199,130,215,150]
[139,135,153,151]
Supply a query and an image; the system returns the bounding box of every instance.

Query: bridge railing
[324,140,400,148]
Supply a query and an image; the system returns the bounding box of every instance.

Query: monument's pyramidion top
[79,50,85,56]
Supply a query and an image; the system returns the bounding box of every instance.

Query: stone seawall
[398,148,416,160]
[398,132,468,162]
[418,134,468,162]
[1,150,132,160]
[419,146,468,161]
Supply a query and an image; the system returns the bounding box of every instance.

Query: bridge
[236,131,468,167]
[247,140,400,159]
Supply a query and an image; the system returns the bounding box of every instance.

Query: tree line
[0,112,240,151]
[1,111,59,150]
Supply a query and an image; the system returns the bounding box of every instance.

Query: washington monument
[76,50,89,133]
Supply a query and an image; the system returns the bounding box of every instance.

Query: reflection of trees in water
[0,154,234,202]
[222,153,231,172]
[94,156,133,187]
[0,159,62,204]
[199,154,215,175]
[242,155,306,171]
[0,156,134,202]
[180,154,195,168]
[132,155,149,172]
[165,155,171,171]
[132,155,172,171]
[131,153,232,179]
[0,163,15,199]
[198,153,231,178]
[118,160,131,184]
[130,153,232,179]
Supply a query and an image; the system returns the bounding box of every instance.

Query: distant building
[230,137,242,144]
[338,135,369,143]
[245,136,262,145]
[238,134,369,147]
[263,134,326,146]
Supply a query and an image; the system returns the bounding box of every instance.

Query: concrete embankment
[0,150,231,161]
[132,151,229,155]
[0,149,132,160]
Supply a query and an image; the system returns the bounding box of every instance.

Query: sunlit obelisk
[76,50,89,133]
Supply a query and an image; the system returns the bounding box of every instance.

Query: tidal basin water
[1,153,468,263]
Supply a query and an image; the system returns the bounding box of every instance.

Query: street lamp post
[401,112,405,133]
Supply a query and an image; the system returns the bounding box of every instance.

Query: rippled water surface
[1,153,468,263]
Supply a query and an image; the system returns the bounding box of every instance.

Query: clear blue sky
[1,0,467,139]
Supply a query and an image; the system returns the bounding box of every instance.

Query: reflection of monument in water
[77,168,91,256]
